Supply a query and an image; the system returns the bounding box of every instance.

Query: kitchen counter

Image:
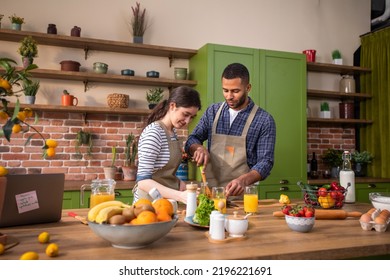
[1,202,389,260]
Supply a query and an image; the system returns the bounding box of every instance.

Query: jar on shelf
[47,24,57,34]
[339,75,356,93]
[339,101,354,119]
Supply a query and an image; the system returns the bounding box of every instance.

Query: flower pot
[320,111,331,118]
[176,161,188,181]
[104,167,117,180]
[354,162,367,177]
[22,57,33,68]
[60,60,80,72]
[24,96,36,104]
[122,166,137,181]
[133,36,143,44]
[11,23,21,31]
[333,58,343,65]
[148,103,157,109]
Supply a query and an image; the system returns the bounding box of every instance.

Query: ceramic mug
[62,95,78,106]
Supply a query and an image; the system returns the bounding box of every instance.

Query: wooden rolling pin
[273,209,362,220]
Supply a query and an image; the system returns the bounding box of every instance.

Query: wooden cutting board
[273,209,363,219]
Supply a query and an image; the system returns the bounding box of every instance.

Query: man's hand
[190,144,210,168]
[225,178,245,197]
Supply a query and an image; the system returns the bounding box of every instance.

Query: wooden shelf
[307,62,371,75]
[307,89,372,100]
[307,117,373,125]
[7,103,151,116]
[0,29,197,61]
[26,68,197,91]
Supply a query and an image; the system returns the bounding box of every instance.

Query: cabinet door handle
[279,186,289,191]
[279,180,289,185]
[115,191,122,196]
[368,184,377,189]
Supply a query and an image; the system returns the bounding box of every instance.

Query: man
[185,63,276,197]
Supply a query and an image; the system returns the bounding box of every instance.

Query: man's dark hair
[222,63,250,85]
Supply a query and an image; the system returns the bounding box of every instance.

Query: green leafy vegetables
[193,194,215,226]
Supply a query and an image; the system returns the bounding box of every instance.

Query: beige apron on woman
[205,103,258,189]
[133,121,182,200]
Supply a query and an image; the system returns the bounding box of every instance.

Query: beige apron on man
[205,103,258,189]
[133,121,182,201]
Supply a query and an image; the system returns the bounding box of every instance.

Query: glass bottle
[339,75,356,93]
[339,151,355,203]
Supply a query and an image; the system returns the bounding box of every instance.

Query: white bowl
[369,192,390,211]
[88,215,178,249]
[285,215,315,233]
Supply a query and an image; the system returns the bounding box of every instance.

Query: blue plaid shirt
[185,97,276,180]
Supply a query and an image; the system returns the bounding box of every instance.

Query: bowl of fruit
[282,204,315,233]
[298,181,347,209]
[87,198,178,249]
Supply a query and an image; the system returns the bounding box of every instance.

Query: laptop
[0,173,65,228]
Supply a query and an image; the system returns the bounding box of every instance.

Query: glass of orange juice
[212,187,226,214]
[244,185,258,214]
[80,179,116,208]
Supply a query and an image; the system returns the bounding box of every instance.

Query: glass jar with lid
[339,75,356,93]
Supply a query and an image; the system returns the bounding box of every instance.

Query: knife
[68,212,88,225]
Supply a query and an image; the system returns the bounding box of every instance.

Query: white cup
[224,212,248,237]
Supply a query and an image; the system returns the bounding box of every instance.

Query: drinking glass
[212,187,226,214]
[244,185,258,214]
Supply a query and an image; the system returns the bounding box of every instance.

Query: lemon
[16,111,26,122]
[0,78,12,91]
[20,251,39,260]
[0,111,9,120]
[23,108,33,118]
[0,166,8,177]
[45,147,56,157]
[45,139,58,148]
[0,243,5,255]
[38,231,50,244]
[45,243,59,257]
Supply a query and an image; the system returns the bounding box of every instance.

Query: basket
[298,182,347,209]
[107,93,129,108]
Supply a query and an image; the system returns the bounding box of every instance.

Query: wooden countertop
[1,201,389,260]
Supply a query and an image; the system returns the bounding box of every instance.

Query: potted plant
[351,150,374,177]
[21,79,40,104]
[104,146,117,179]
[146,87,164,109]
[122,133,138,181]
[320,101,331,118]
[75,129,93,157]
[321,148,343,178]
[332,49,343,65]
[130,2,148,43]
[9,14,25,30]
[18,36,38,68]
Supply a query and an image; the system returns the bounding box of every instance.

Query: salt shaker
[212,212,226,240]
[186,182,197,218]
[209,210,220,239]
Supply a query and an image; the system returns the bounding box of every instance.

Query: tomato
[318,187,328,197]
[330,181,341,191]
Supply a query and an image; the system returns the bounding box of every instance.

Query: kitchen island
[1,202,389,260]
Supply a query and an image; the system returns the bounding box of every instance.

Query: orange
[12,124,22,133]
[133,198,152,207]
[45,147,56,157]
[156,211,172,222]
[152,198,174,216]
[135,210,158,225]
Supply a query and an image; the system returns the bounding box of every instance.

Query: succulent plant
[332,49,342,60]
[18,36,38,58]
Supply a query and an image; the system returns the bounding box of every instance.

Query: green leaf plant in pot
[122,133,138,181]
[104,146,117,180]
[21,79,40,104]
[146,87,164,109]
[332,49,343,65]
[351,150,374,177]
[75,129,93,158]
[9,14,25,30]
[321,148,343,178]
[18,36,38,68]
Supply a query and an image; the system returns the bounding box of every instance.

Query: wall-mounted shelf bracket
[84,46,90,60]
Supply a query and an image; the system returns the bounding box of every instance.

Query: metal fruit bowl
[369,192,390,211]
[88,215,178,249]
[285,215,315,233]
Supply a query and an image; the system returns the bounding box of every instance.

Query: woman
[133,86,202,204]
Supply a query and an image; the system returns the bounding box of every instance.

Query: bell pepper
[318,193,335,208]
[279,194,291,205]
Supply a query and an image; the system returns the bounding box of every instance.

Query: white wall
[1,0,371,109]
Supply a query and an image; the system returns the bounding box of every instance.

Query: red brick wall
[307,125,356,173]
[0,111,188,181]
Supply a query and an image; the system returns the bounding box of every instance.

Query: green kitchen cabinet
[356,182,389,203]
[258,184,303,200]
[189,43,307,188]
[62,189,134,209]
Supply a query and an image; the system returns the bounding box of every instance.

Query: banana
[95,206,124,224]
[87,200,124,222]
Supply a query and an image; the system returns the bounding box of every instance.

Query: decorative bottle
[339,151,355,203]
[185,182,197,218]
[310,152,318,179]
